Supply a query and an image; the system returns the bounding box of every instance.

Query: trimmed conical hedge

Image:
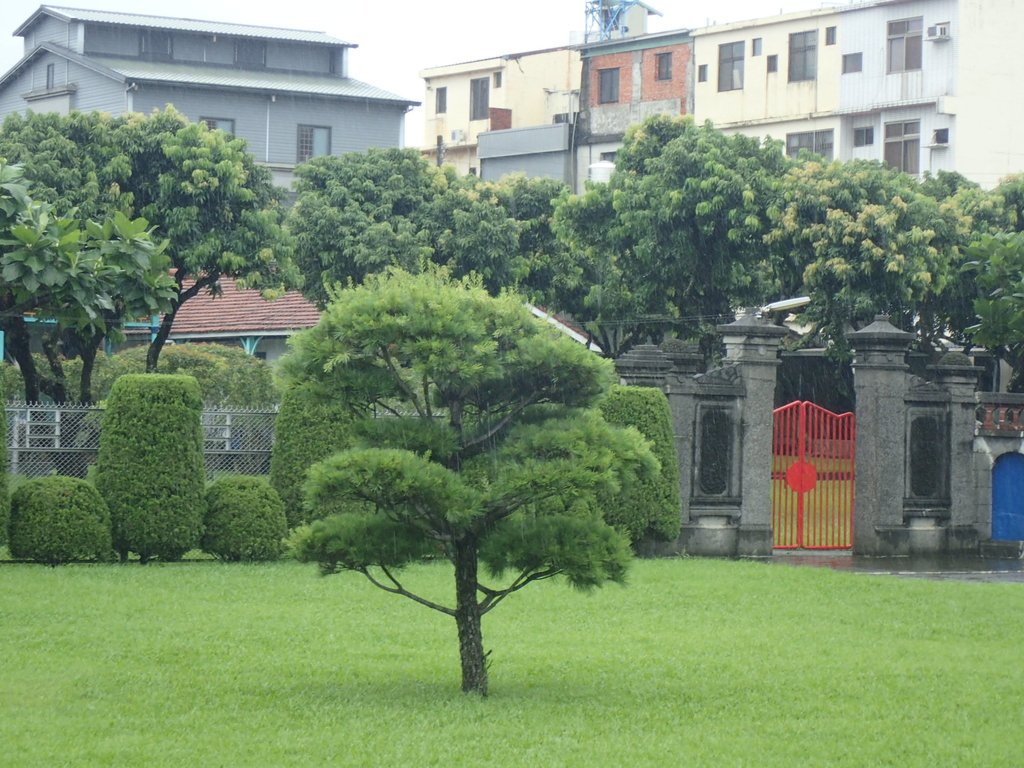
[95,374,206,563]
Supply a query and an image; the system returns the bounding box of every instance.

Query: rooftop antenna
[585,0,641,42]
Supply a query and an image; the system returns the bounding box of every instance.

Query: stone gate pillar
[849,316,914,554]
[719,316,788,556]
[932,354,982,551]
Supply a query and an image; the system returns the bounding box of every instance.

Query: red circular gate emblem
[785,461,818,493]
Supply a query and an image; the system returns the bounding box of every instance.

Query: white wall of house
[956,0,1024,187]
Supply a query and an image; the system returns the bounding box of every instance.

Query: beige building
[693,0,1024,188]
[693,8,842,160]
[420,47,581,175]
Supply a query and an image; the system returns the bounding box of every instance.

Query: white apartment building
[693,0,1024,188]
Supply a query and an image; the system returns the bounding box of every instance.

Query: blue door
[993,453,1024,540]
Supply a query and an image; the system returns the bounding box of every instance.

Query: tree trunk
[453,536,487,696]
[6,318,39,402]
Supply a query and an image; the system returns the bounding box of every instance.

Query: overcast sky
[0,0,849,144]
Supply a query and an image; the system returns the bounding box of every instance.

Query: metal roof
[16,5,353,46]
[93,57,417,104]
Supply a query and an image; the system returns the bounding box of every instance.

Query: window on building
[235,39,266,67]
[494,71,502,88]
[45,63,54,90]
[698,64,708,82]
[140,30,172,60]
[752,37,762,56]
[933,127,949,144]
[600,151,617,162]
[888,18,923,73]
[854,126,874,147]
[718,41,744,91]
[826,26,837,45]
[435,86,447,114]
[884,120,920,173]
[767,54,778,73]
[656,52,672,81]
[297,125,331,164]
[789,30,817,82]
[842,52,863,74]
[786,129,834,160]
[470,76,489,120]
[599,67,620,103]
[201,117,235,135]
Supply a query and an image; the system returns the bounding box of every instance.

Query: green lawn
[2,557,1022,766]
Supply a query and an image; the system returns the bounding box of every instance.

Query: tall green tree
[766,158,980,359]
[0,162,175,402]
[0,108,296,377]
[553,116,789,356]
[282,268,656,695]
[964,232,1024,390]
[288,148,572,304]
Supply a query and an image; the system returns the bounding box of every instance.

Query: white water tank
[588,160,616,183]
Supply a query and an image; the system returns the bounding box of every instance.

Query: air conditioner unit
[450,129,465,142]
[927,22,951,39]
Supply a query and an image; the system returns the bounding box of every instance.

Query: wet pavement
[768,551,1024,583]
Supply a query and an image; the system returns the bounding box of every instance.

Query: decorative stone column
[931,353,982,552]
[614,344,671,389]
[718,315,788,556]
[848,316,913,555]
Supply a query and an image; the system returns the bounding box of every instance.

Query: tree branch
[379,346,426,417]
[460,396,536,457]
[479,567,561,615]
[360,566,455,616]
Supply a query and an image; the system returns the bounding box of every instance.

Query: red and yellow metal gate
[772,401,855,549]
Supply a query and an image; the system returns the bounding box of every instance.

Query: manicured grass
[2,557,1023,766]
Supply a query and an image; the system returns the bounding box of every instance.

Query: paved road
[770,552,1024,583]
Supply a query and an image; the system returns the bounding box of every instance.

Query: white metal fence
[6,402,277,479]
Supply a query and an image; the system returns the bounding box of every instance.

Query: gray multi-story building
[0,5,418,188]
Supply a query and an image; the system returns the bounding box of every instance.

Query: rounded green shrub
[598,385,682,544]
[270,383,353,527]
[95,374,206,563]
[8,476,112,564]
[202,475,287,561]
[63,343,276,406]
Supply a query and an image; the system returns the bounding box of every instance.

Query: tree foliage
[766,159,993,359]
[964,232,1024,390]
[0,161,176,402]
[553,116,788,356]
[0,108,296,380]
[282,268,656,695]
[288,148,571,305]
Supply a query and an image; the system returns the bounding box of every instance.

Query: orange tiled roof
[169,277,321,336]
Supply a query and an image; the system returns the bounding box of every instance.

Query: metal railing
[5,402,277,479]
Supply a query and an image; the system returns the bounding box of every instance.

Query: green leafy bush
[8,476,112,564]
[61,343,276,406]
[598,385,682,544]
[202,475,287,561]
[269,383,353,527]
[95,374,206,563]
